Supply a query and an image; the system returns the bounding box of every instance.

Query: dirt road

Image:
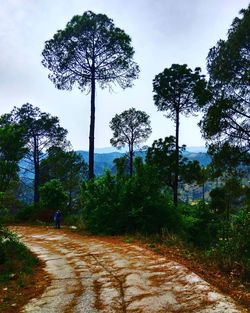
[11,226,245,313]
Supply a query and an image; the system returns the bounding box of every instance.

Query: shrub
[180,201,219,248]
[81,172,125,234]
[63,213,86,230]
[38,179,68,221]
[81,163,180,235]
[15,204,37,222]
[0,226,38,284]
[0,191,24,224]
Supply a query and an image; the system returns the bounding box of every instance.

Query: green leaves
[42,11,139,178]
[110,108,152,149]
[208,142,249,179]
[208,5,250,85]
[110,108,152,175]
[0,122,27,192]
[42,11,139,91]
[0,124,26,163]
[40,179,68,211]
[202,5,250,149]
[40,147,88,210]
[3,103,68,203]
[10,103,68,151]
[81,166,177,235]
[146,136,192,189]
[153,64,208,206]
[153,64,207,118]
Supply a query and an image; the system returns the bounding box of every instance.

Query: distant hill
[185,146,207,153]
[19,148,210,179]
[18,148,211,202]
[183,151,211,166]
[77,149,211,176]
[93,146,207,154]
[77,151,122,176]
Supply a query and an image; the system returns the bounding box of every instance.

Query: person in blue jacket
[54,210,62,229]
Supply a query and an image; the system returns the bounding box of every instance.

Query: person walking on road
[54,210,62,229]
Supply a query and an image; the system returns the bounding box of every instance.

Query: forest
[0,4,249,307]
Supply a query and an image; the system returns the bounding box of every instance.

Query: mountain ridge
[77,149,211,176]
[19,148,210,179]
[91,146,207,154]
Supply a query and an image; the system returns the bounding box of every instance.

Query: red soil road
[10,226,246,313]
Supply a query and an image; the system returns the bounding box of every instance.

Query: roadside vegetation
[0,225,49,312]
[0,4,249,311]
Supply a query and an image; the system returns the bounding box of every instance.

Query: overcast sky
[0,0,249,151]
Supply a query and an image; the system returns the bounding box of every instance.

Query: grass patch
[0,226,38,283]
[123,236,135,244]
[0,226,41,312]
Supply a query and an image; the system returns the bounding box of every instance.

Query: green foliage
[210,178,247,216]
[146,136,191,202]
[3,103,68,204]
[110,108,152,147]
[124,159,178,233]
[208,142,250,178]
[207,5,249,86]
[0,122,27,192]
[153,64,208,206]
[0,161,18,192]
[40,147,88,211]
[63,214,86,230]
[146,136,177,190]
[0,188,25,224]
[110,107,152,175]
[181,160,203,184]
[210,208,250,280]
[39,179,68,221]
[0,227,20,265]
[9,104,68,152]
[209,187,227,215]
[201,5,250,148]
[0,226,38,284]
[42,10,139,179]
[81,173,121,234]
[180,162,210,201]
[153,64,208,117]
[42,11,139,91]
[0,123,27,162]
[15,204,37,222]
[113,156,130,177]
[180,201,219,248]
[178,191,250,281]
[230,208,250,279]
[81,162,180,235]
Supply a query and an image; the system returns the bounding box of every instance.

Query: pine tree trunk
[88,72,96,180]
[129,147,134,176]
[33,136,40,205]
[174,110,180,207]
[68,190,72,211]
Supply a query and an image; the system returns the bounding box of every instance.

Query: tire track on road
[10,226,246,313]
